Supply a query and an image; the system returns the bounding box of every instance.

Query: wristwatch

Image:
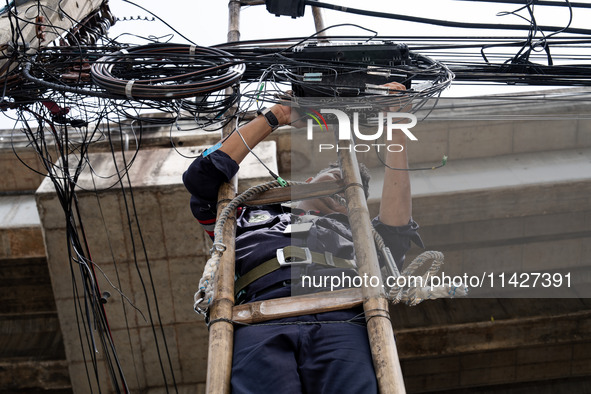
[257,107,280,130]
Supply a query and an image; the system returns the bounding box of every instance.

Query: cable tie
[120,49,129,55]
[344,182,364,193]
[216,198,233,208]
[211,242,227,253]
[207,317,234,329]
[190,45,196,55]
[269,170,288,187]
[203,141,222,157]
[276,176,288,187]
[125,80,134,100]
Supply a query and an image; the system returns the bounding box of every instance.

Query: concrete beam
[0,0,104,73]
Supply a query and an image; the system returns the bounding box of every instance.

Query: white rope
[193,182,468,315]
[193,180,300,315]
[387,250,469,306]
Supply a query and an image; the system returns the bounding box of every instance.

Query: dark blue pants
[231,308,378,394]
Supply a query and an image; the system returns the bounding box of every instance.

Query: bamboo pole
[338,141,406,394]
[244,179,345,206]
[311,6,326,36]
[204,3,241,393]
[233,288,363,324]
[205,184,236,394]
[228,0,241,42]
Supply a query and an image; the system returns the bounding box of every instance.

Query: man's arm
[378,83,412,227]
[219,105,290,164]
[182,104,290,235]
[378,130,412,226]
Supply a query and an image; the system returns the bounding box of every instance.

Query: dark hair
[318,161,371,199]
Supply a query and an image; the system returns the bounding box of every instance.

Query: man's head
[296,162,371,215]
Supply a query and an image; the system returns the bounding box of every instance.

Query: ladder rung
[232,288,363,324]
[244,179,345,206]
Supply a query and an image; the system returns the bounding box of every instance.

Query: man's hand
[382,81,407,94]
[271,104,291,127]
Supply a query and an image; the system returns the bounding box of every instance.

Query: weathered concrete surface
[0,255,71,393]
[393,298,591,393]
[0,359,71,392]
[0,196,44,259]
[2,89,591,393]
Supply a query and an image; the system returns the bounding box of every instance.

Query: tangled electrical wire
[3,1,591,393]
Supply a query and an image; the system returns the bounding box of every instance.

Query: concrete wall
[2,89,591,393]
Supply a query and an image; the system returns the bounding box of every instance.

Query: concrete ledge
[0,313,65,359]
[0,151,46,193]
[393,298,591,392]
[0,195,44,259]
[410,148,591,199]
[368,148,591,225]
[0,359,70,392]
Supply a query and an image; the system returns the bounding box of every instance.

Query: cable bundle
[91,43,245,100]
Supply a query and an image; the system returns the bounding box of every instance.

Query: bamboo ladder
[204,2,406,393]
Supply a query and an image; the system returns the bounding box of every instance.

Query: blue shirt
[183,150,423,302]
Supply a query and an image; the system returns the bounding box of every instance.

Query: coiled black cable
[91,43,245,100]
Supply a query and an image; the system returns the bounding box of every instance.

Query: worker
[183,82,423,393]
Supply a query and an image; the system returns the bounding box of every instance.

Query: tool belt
[234,245,356,296]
